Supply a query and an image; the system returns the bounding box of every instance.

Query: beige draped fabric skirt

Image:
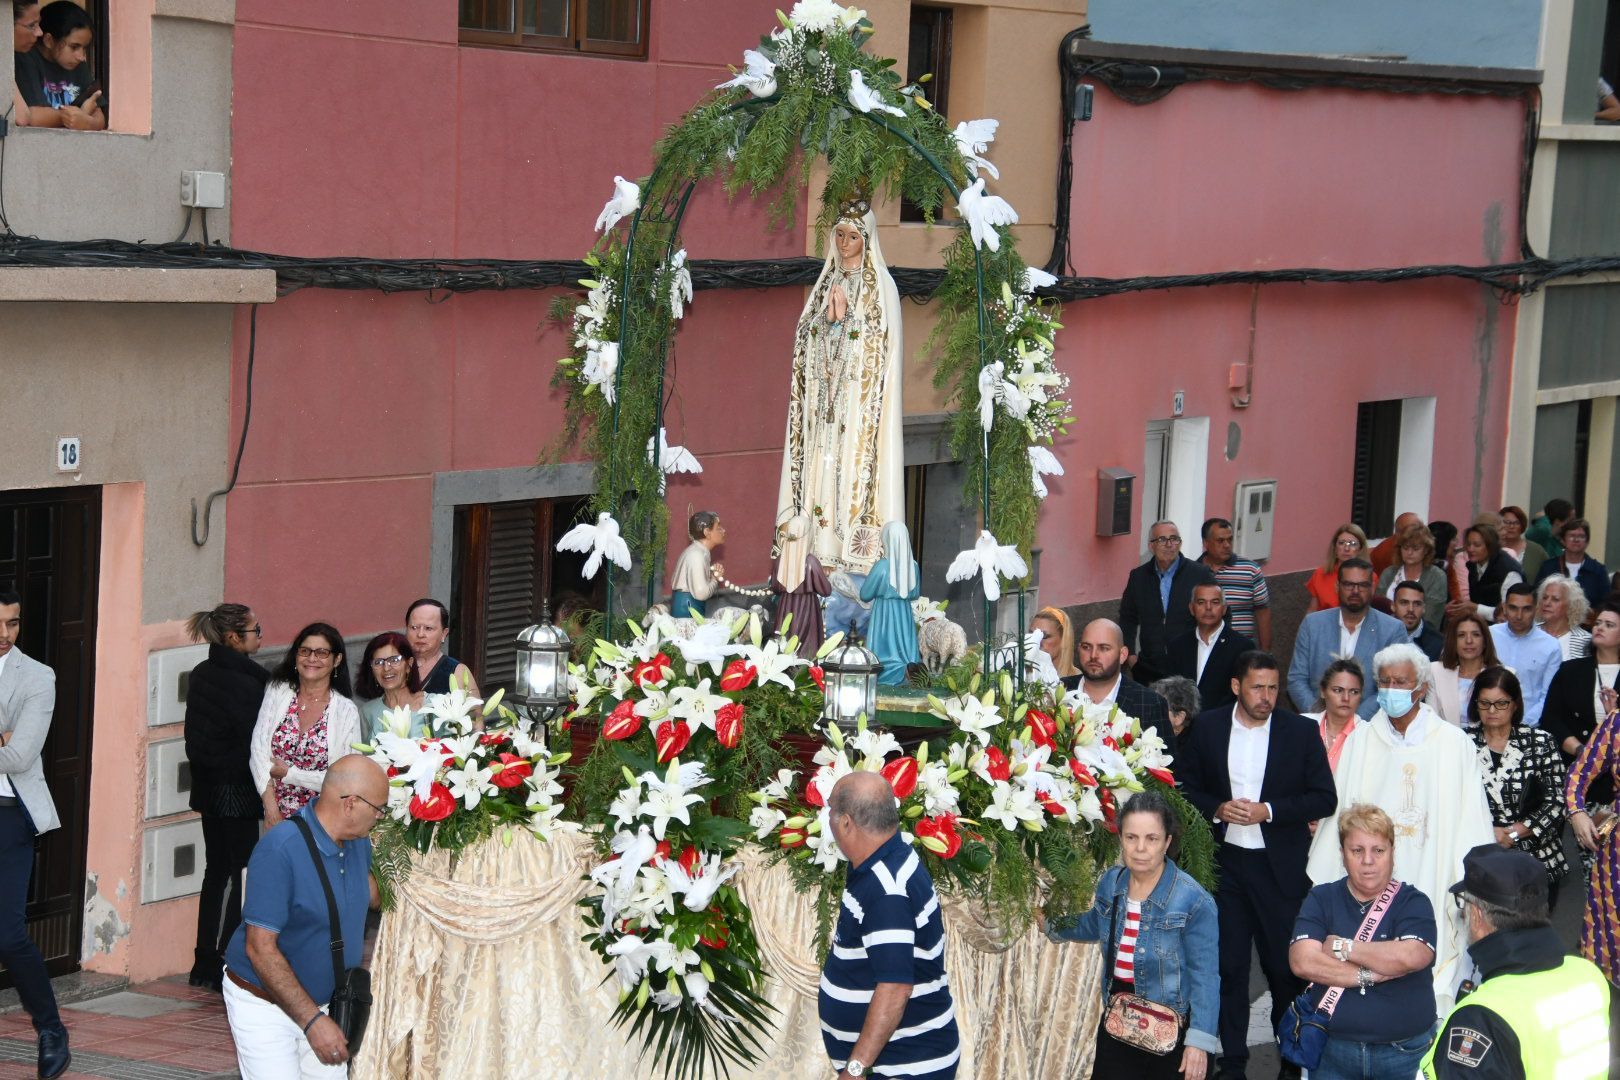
[351,826,1102,1079]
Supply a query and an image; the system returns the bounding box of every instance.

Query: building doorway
[0,486,100,986]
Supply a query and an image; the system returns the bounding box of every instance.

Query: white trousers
[223,968,348,1080]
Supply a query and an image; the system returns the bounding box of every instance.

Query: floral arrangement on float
[749,671,1213,945]
[568,610,829,1079]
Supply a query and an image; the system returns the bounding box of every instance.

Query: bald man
[1067,619,1170,749]
[820,772,960,1079]
[223,755,388,1078]
[1370,512,1424,578]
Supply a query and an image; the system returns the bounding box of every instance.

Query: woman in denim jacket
[1042,791,1218,1080]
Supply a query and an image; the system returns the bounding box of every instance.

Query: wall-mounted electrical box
[1233,479,1278,561]
[145,738,192,820]
[142,819,205,903]
[1097,468,1135,536]
[148,644,207,728]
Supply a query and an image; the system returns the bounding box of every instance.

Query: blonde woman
[1535,574,1591,660]
[1306,523,1369,612]
[1030,605,1079,686]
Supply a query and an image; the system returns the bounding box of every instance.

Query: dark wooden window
[1349,400,1402,539]
[459,0,650,59]
[450,495,602,696]
[901,6,953,223]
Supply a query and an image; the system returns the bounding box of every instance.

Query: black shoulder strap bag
[292,816,373,1056]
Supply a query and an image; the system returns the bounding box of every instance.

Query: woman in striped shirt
[1043,791,1219,1079]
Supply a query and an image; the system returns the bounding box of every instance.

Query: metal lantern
[514,601,573,711]
[820,640,881,732]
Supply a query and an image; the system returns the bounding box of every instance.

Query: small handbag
[1100,892,1184,1056]
[1277,880,1401,1069]
[292,817,373,1057]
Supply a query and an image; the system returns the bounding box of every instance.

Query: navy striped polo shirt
[819,831,960,1078]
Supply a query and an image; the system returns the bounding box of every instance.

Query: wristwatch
[1507,827,1521,842]
[846,1060,867,1077]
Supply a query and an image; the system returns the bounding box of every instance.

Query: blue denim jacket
[1047,859,1221,1054]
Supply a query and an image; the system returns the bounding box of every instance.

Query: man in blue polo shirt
[222,754,388,1078]
[820,771,959,1079]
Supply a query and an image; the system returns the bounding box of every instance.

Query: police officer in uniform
[1422,845,1610,1078]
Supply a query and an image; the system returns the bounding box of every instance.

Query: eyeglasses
[344,793,389,818]
[1339,581,1372,591]
[1336,538,1362,548]
[14,18,39,30]
[1475,699,1515,713]
[248,624,263,636]
[296,647,334,660]
[1149,535,1181,545]
[370,655,407,668]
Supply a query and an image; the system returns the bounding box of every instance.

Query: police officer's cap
[1447,843,1548,913]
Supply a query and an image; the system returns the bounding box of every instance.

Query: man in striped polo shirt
[1199,517,1272,648]
[820,771,960,1079]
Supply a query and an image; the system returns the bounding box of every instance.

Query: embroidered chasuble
[775,209,904,574]
[1305,705,1494,1011]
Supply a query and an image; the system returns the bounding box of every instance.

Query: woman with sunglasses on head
[182,603,268,991]
[249,622,360,828]
[1306,523,1369,613]
[355,631,426,740]
[1468,668,1567,908]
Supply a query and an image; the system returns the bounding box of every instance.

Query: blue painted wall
[1086,0,1543,70]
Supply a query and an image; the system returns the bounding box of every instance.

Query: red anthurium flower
[408,782,456,822]
[1098,787,1118,833]
[719,658,757,692]
[678,845,702,875]
[1026,723,1056,752]
[779,827,806,848]
[1147,767,1175,786]
[1121,732,1135,747]
[386,766,401,779]
[652,840,672,865]
[655,719,692,763]
[700,910,730,950]
[632,653,673,688]
[715,702,745,749]
[808,665,826,693]
[804,775,826,807]
[1040,795,1067,817]
[880,757,919,799]
[1068,759,1098,787]
[602,699,642,741]
[914,814,963,859]
[1027,709,1057,738]
[489,753,534,789]
[984,745,1011,782]
[478,732,504,746]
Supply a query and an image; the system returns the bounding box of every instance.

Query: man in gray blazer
[1287,558,1407,720]
[0,589,71,1078]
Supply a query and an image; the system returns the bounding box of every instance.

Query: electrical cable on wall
[190,302,257,547]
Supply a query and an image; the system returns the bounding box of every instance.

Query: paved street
[0,979,237,1080]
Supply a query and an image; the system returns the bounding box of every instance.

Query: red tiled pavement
[0,977,238,1078]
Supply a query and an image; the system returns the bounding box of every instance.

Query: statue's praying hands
[825,281,848,324]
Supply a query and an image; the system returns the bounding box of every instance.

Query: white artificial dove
[977,361,1003,432]
[956,177,1018,253]
[595,175,641,233]
[952,119,1000,179]
[582,340,619,405]
[667,249,693,320]
[945,530,1028,603]
[717,49,777,98]
[556,512,632,579]
[647,428,702,493]
[847,69,906,118]
[1028,445,1064,499]
[1022,266,1058,293]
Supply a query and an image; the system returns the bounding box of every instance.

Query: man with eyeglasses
[223,754,389,1078]
[1420,845,1610,1078]
[1309,643,1494,1012]
[1289,558,1407,720]
[1488,584,1561,727]
[1118,520,1215,686]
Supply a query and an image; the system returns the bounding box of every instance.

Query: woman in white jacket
[249,621,361,826]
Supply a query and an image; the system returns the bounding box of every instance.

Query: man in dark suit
[1177,651,1337,1080]
[1391,580,1443,661]
[1165,582,1255,712]
[1119,520,1216,685]
[1070,618,1170,746]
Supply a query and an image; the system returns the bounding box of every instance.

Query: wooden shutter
[1351,400,1401,538]
[480,502,543,696]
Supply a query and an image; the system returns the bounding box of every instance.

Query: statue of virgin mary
[775,197,904,575]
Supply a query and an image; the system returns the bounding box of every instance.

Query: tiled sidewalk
[0,979,238,1080]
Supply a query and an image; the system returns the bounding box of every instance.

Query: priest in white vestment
[1306,642,1494,1011]
[775,198,904,575]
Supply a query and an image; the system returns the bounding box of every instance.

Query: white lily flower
[848,727,900,764]
[806,808,846,871]
[581,339,619,404]
[608,783,645,829]
[938,693,1004,747]
[735,637,804,690]
[956,177,1018,252]
[640,759,708,840]
[665,678,728,733]
[917,762,960,816]
[750,804,788,840]
[757,768,797,802]
[983,780,1043,831]
[445,762,493,810]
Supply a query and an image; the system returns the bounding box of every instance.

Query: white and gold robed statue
[775,197,904,575]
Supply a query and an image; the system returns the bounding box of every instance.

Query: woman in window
[1374,524,1446,632]
[249,622,360,827]
[1444,523,1521,626]
[1469,668,1567,905]
[1497,505,1547,581]
[355,630,426,740]
[182,603,267,992]
[1535,574,1591,661]
[13,0,104,129]
[1305,523,1369,612]
[1430,613,1503,727]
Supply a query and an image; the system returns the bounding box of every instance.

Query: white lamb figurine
[918,616,968,673]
